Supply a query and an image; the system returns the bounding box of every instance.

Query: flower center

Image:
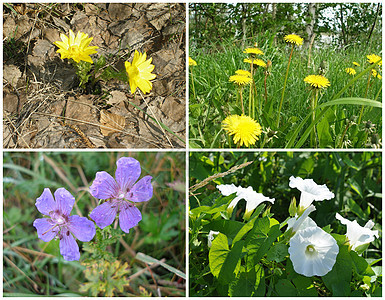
[305,244,317,257]
[50,211,68,226]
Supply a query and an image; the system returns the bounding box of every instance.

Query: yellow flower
[367,54,382,66]
[304,74,330,89]
[284,34,303,46]
[235,69,251,77]
[189,57,197,66]
[243,47,264,56]
[125,50,156,94]
[345,68,356,76]
[371,69,382,79]
[244,58,267,68]
[53,30,99,63]
[229,74,252,86]
[353,61,360,67]
[222,115,262,147]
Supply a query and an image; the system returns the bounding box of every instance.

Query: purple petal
[35,188,56,216]
[119,203,142,233]
[89,201,118,229]
[127,175,153,202]
[115,157,141,192]
[90,171,119,199]
[59,228,80,261]
[68,215,96,242]
[33,218,58,242]
[53,188,75,216]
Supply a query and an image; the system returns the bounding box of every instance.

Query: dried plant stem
[138,90,174,148]
[189,160,253,193]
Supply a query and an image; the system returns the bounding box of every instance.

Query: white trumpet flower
[289,226,339,277]
[217,184,275,219]
[289,176,334,211]
[336,213,379,251]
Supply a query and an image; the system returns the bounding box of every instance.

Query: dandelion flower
[208,230,220,247]
[89,157,153,233]
[235,69,251,77]
[189,57,197,66]
[353,61,360,67]
[217,184,274,219]
[244,58,267,68]
[367,54,382,66]
[243,47,264,56]
[289,176,334,211]
[345,68,356,76]
[33,188,96,261]
[371,69,382,79]
[304,74,330,89]
[53,30,99,63]
[125,50,156,94]
[229,74,252,86]
[289,226,339,277]
[284,34,304,46]
[336,213,379,251]
[222,115,262,147]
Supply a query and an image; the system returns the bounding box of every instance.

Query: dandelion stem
[239,87,244,115]
[310,90,318,148]
[277,44,294,128]
[190,68,196,100]
[358,73,372,124]
[249,63,254,117]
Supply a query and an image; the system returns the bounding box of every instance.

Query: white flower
[288,226,339,277]
[217,184,275,219]
[336,213,379,251]
[287,205,317,234]
[207,230,220,248]
[289,176,334,211]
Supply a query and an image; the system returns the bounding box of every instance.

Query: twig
[128,260,164,280]
[189,160,254,193]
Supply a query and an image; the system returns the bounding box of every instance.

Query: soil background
[3,3,186,148]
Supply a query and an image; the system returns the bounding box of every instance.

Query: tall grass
[189,38,382,148]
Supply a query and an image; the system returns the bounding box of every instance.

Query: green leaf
[322,244,352,296]
[209,233,244,284]
[350,251,375,277]
[228,265,265,296]
[275,279,297,296]
[317,114,333,148]
[266,243,288,263]
[292,276,318,296]
[347,179,363,198]
[203,219,244,240]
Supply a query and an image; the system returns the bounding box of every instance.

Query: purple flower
[89,157,153,233]
[33,188,96,261]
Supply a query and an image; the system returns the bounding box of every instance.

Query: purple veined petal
[119,203,142,233]
[35,188,56,216]
[90,171,119,199]
[68,215,96,242]
[33,218,58,242]
[54,188,75,216]
[115,157,141,192]
[127,175,153,202]
[59,228,80,261]
[89,201,118,229]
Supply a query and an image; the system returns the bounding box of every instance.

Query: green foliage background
[4,152,185,296]
[189,151,382,296]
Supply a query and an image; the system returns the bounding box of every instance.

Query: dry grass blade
[189,160,254,193]
[138,90,174,148]
[4,256,39,292]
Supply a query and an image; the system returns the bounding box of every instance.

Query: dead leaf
[99,110,126,136]
[107,90,127,105]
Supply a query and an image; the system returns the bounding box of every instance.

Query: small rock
[3,64,22,87]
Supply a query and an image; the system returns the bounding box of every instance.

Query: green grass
[189,39,382,148]
[3,152,185,296]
